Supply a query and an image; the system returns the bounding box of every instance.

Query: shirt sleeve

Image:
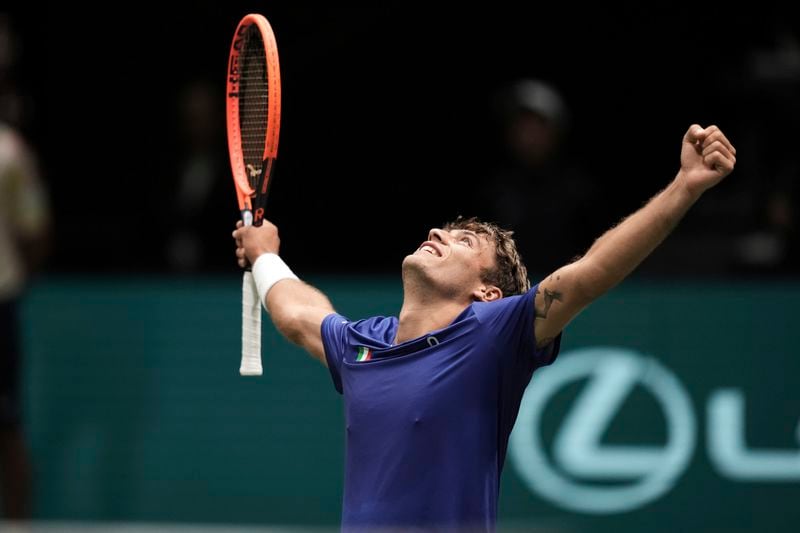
[472,284,561,370]
[320,312,350,394]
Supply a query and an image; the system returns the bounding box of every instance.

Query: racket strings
[239,25,269,191]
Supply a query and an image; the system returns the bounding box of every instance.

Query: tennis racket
[226,14,281,376]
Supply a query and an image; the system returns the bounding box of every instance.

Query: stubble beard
[401,254,461,301]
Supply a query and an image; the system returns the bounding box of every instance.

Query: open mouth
[417,241,443,257]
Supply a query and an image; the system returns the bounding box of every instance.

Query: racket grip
[241,271,263,376]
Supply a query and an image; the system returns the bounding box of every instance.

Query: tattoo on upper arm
[535,287,563,319]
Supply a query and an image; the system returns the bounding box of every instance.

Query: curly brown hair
[443,216,531,297]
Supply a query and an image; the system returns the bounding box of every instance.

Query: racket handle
[241,270,263,376]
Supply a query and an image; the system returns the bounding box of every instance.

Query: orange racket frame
[226,13,281,222]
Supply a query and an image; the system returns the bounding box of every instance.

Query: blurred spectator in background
[162,79,233,272]
[481,79,601,275]
[734,18,800,274]
[0,12,49,520]
[642,16,800,277]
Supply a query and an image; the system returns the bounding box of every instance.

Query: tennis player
[233,124,736,531]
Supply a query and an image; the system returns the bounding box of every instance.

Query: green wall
[20,278,800,531]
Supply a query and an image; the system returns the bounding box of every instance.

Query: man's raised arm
[532,124,737,347]
[233,221,335,365]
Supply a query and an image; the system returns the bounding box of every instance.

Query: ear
[472,285,503,302]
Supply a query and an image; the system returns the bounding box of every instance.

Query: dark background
[7,4,800,278]
[2,6,799,529]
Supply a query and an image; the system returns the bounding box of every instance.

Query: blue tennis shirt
[321,285,561,531]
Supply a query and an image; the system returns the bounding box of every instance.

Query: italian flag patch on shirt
[356,346,373,362]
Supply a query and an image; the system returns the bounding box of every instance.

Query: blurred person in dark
[482,79,601,274]
[733,17,800,274]
[642,16,800,277]
[161,79,233,272]
[0,13,49,519]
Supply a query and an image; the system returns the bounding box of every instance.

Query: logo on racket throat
[246,164,262,178]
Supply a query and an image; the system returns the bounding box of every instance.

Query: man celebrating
[233,124,736,531]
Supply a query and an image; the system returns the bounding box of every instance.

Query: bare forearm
[233,220,335,363]
[266,278,334,362]
[580,175,700,297]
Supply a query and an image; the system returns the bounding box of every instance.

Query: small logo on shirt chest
[356,346,373,362]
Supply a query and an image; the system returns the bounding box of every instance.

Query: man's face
[403,227,498,301]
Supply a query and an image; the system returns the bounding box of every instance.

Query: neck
[395,293,471,345]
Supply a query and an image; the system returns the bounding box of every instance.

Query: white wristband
[251,253,299,311]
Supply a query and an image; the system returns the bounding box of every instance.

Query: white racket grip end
[241,271,263,376]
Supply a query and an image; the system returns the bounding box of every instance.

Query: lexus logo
[509,347,696,514]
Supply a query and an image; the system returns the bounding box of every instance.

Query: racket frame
[226,13,281,220]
